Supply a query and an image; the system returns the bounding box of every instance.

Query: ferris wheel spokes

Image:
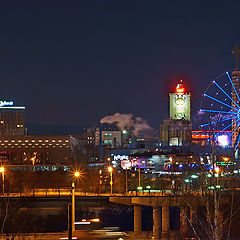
[204,93,239,112]
[200,109,239,115]
[208,117,240,141]
[201,115,239,128]
[213,80,240,109]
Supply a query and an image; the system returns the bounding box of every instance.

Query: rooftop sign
[0,101,13,107]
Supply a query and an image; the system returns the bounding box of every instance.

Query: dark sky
[0,1,240,132]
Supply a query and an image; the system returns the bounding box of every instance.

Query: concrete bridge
[0,190,231,239]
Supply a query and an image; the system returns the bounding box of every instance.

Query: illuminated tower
[169,80,191,121]
[160,80,192,146]
[231,44,240,147]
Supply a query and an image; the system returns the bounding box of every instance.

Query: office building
[0,100,25,136]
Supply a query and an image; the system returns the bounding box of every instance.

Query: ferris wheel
[200,70,240,149]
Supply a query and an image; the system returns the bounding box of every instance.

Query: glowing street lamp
[0,167,4,194]
[72,170,81,231]
[108,166,113,195]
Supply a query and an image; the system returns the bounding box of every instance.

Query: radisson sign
[0,101,14,107]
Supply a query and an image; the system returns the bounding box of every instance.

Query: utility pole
[211,136,219,240]
[72,182,75,232]
[68,203,72,240]
[138,165,141,189]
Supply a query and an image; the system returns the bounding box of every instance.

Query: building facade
[0,101,25,136]
[0,135,72,165]
[160,81,192,146]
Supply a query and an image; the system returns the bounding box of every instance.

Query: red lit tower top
[175,80,185,93]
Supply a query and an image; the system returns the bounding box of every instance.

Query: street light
[72,170,81,232]
[0,167,5,195]
[108,166,113,195]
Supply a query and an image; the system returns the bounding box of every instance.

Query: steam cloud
[100,113,153,135]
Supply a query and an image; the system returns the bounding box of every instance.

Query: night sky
[1,1,240,133]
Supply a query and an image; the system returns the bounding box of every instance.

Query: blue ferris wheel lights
[204,94,239,112]
[200,115,238,128]
[213,81,240,108]
[209,117,240,141]
[200,109,239,114]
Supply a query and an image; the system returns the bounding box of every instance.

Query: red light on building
[175,80,185,93]
[176,87,185,93]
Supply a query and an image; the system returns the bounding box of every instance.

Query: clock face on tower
[169,93,191,121]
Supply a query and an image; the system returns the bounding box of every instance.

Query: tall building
[160,80,192,146]
[0,101,25,136]
[231,45,240,148]
[169,80,191,121]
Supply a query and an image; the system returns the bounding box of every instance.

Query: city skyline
[0,1,240,133]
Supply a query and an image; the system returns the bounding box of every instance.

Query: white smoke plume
[100,113,153,135]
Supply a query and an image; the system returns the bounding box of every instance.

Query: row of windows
[1,143,68,146]
[0,145,70,149]
[0,139,69,143]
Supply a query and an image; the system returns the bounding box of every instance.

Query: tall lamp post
[108,166,113,195]
[0,167,5,195]
[72,171,80,232]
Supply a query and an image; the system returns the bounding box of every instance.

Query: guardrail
[0,188,218,198]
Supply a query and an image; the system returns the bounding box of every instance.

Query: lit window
[104,133,112,137]
[65,140,69,142]
[58,140,62,142]
[11,140,15,142]
[45,140,49,142]
[4,140,8,142]
[32,140,35,142]
[52,140,56,142]
[18,140,22,142]
[39,140,42,142]
[104,140,112,145]
[25,140,28,142]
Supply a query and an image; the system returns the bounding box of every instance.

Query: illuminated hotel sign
[0,101,14,107]
[169,80,191,121]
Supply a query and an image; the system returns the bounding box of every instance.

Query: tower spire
[232,44,240,70]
